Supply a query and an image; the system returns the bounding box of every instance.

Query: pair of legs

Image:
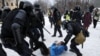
[1,37,33,56]
[70,38,82,56]
[93,19,98,28]
[38,27,45,41]
[49,16,54,28]
[27,28,49,56]
[27,28,40,50]
[52,24,62,37]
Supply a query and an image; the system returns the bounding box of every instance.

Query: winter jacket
[83,12,92,28]
[50,43,67,56]
[64,21,89,45]
[72,11,82,25]
[1,8,11,22]
[53,9,61,24]
[34,9,45,28]
[64,21,82,45]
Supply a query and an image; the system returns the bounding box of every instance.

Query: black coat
[64,21,89,44]
[53,9,61,24]
[66,21,81,35]
[34,9,45,28]
[64,21,82,44]
[72,11,82,25]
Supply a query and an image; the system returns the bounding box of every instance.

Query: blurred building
[93,0,100,7]
[5,0,18,9]
[0,0,18,9]
[0,0,3,8]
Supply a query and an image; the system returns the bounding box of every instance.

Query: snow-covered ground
[0,16,100,56]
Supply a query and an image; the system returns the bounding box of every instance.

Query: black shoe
[70,49,82,56]
[69,49,76,53]
[42,39,46,41]
[52,35,56,37]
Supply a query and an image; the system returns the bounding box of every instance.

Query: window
[6,2,9,6]
[11,3,13,6]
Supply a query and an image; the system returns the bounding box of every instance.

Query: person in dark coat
[48,8,54,28]
[93,8,99,28]
[27,10,40,50]
[89,5,94,13]
[72,6,82,26]
[62,21,89,56]
[0,1,35,56]
[52,7,63,37]
[34,3,45,41]
[83,11,92,30]
[69,9,74,20]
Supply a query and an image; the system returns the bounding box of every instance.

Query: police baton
[43,27,51,34]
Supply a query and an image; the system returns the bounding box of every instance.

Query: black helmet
[3,6,11,12]
[19,1,33,12]
[19,1,24,9]
[51,6,58,12]
[34,3,40,9]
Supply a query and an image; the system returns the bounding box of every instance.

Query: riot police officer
[0,1,35,56]
[52,7,63,37]
[33,3,45,41]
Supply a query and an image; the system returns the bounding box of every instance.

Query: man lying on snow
[49,41,68,56]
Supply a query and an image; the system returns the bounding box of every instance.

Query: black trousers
[49,16,54,28]
[33,41,49,55]
[0,43,7,56]
[27,29,49,55]
[93,19,98,28]
[38,27,44,40]
[27,28,40,49]
[70,38,82,56]
[2,39,32,56]
[53,24,62,36]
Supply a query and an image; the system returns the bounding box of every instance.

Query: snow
[0,16,100,56]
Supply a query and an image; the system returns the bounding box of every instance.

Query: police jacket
[34,9,45,28]
[72,11,82,23]
[64,21,82,44]
[53,9,61,24]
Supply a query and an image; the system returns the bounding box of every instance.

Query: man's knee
[11,23,20,30]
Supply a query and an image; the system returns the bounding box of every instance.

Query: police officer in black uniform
[72,6,82,26]
[33,3,45,41]
[0,1,35,56]
[52,7,63,37]
[62,21,89,56]
[26,3,49,56]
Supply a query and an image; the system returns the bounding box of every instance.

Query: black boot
[42,38,46,41]
[69,49,76,53]
[52,35,56,37]
[69,49,82,56]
